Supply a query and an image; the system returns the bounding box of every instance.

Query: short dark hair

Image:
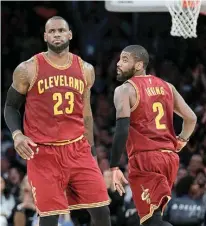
[196,168,206,177]
[46,16,70,29]
[123,45,149,69]
[175,175,195,197]
[1,176,12,199]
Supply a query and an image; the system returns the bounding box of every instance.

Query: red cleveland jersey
[126,75,177,157]
[24,52,86,144]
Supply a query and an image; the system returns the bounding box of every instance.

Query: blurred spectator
[0,215,8,226]
[1,157,11,179]
[195,169,206,207]
[96,145,108,162]
[12,175,37,226]
[187,155,204,177]
[58,214,74,226]
[174,167,188,187]
[120,199,140,226]
[1,131,13,156]
[119,166,140,226]
[99,158,110,173]
[8,167,24,199]
[1,2,206,226]
[103,170,124,226]
[0,176,16,225]
[164,175,206,226]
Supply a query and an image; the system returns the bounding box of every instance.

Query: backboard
[105,0,206,12]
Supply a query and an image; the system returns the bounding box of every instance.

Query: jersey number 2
[53,92,74,115]
[152,102,166,130]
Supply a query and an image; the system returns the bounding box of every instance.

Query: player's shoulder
[14,56,37,79]
[81,59,94,72]
[74,54,93,71]
[153,75,169,85]
[76,56,95,87]
[165,81,175,89]
[25,56,37,72]
[114,85,121,96]
[19,56,36,68]
[114,84,125,94]
[153,75,175,90]
[114,82,134,95]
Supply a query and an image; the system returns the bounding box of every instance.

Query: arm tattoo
[84,116,94,146]
[83,61,95,147]
[114,84,131,119]
[84,62,95,86]
[115,96,124,118]
[12,61,31,94]
[83,89,94,146]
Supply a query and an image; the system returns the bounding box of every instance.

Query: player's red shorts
[128,150,179,225]
[27,136,110,217]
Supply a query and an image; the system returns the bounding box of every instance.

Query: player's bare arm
[170,83,197,139]
[111,82,136,166]
[114,85,131,118]
[82,61,96,156]
[110,83,138,195]
[169,83,197,150]
[4,58,37,160]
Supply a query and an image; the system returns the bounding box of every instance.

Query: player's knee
[39,215,59,226]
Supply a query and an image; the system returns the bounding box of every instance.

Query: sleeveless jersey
[23,52,86,144]
[126,75,177,158]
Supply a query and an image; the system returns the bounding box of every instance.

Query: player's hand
[14,133,37,160]
[110,167,128,196]
[176,136,187,152]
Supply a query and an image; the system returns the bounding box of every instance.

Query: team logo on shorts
[30,181,37,203]
[141,185,151,204]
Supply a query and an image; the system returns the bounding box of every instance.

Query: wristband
[177,136,189,142]
[12,130,22,140]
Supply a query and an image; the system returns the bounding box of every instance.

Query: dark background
[1,1,206,226]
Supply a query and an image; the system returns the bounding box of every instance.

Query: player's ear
[69,30,73,40]
[135,61,143,71]
[44,32,47,42]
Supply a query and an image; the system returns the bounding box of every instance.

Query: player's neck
[46,48,70,66]
[134,70,146,76]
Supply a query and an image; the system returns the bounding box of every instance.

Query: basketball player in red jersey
[110,45,197,226]
[4,16,111,226]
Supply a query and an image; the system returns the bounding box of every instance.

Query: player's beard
[47,39,70,54]
[117,67,135,82]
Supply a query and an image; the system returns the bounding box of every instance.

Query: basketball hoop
[166,0,202,38]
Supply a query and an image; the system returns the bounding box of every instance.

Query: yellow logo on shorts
[30,181,37,203]
[141,185,151,204]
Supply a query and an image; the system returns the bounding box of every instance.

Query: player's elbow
[190,111,197,122]
[185,111,197,124]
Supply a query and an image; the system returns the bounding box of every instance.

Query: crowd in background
[1,2,206,226]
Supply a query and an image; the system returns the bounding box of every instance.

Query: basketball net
[166,0,202,38]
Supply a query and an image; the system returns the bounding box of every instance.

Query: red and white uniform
[26,53,110,216]
[126,75,179,224]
